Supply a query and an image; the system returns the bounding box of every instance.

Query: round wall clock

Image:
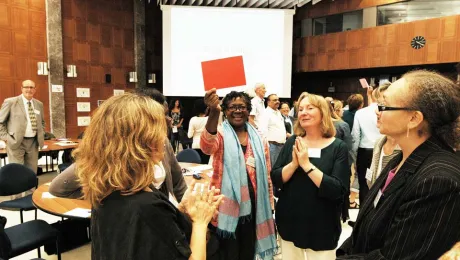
[411,36,426,49]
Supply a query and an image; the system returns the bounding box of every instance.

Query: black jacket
[91,190,193,260]
[338,136,460,260]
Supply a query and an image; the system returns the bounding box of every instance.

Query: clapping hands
[179,181,224,225]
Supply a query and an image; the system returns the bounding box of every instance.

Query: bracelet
[305,166,316,175]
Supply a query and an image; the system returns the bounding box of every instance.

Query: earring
[406,126,410,138]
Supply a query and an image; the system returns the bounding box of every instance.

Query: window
[313,10,363,36]
[378,0,460,25]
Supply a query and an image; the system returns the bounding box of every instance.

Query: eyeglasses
[22,86,35,89]
[377,105,412,112]
[227,105,247,112]
[269,99,279,102]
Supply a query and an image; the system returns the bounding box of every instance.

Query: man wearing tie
[0,80,45,173]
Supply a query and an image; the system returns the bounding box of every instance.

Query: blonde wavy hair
[294,92,336,138]
[74,93,167,207]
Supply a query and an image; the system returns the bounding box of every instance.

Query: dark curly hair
[402,70,460,149]
[221,91,252,114]
[135,87,166,105]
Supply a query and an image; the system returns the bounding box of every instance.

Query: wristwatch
[305,166,316,175]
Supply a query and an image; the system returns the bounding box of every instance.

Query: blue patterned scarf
[218,120,277,259]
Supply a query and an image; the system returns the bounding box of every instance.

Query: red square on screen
[201,56,246,91]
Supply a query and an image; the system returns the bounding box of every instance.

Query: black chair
[0,164,38,223]
[0,215,60,260]
[176,149,201,164]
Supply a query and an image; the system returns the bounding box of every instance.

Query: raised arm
[200,89,221,155]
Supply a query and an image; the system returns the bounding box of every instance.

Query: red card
[201,56,246,91]
[359,78,370,89]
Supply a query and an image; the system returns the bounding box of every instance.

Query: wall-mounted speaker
[105,74,111,84]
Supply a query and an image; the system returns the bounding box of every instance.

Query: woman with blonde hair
[75,93,223,260]
[333,100,344,118]
[271,92,350,260]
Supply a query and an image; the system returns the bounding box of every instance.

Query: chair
[40,132,59,172]
[176,149,201,164]
[0,215,60,260]
[0,164,38,223]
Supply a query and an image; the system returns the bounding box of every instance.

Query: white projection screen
[162,5,294,98]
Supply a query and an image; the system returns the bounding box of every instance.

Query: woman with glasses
[338,70,460,259]
[271,92,350,260]
[201,89,277,260]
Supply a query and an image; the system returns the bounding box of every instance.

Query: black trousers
[356,148,374,204]
[217,174,256,260]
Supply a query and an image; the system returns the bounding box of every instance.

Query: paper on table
[65,208,91,218]
[55,141,77,146]
[42,192,57,199]
[186,165,213,172]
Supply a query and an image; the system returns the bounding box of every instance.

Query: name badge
[308,148,321,158]
[172,126,178,133]
[246,156,256,168]
[34,109,40,115]
[365,168,373,181]
[374,190,383,208]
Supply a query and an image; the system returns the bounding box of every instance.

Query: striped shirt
[338,136,460,259]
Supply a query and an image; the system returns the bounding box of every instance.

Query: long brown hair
[74,93,167,207]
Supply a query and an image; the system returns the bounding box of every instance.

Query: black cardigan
[91,190,192,260]
[338,136,460,259]
[271,136,350,250]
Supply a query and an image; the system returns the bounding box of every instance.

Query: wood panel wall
[62,0,135,138]
[294,15,460,72]
[296,0,406,20]
[0,0,50,131]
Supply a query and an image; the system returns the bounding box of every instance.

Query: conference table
[32,162,212,219]
[0,139,79,170]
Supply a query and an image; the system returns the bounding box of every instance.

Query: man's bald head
[22,80,35,88]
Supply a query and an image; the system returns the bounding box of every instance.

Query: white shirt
[288,107,295,117]
[21,95,36,137]
[283,115,294,135]
[187,116,208,149]
[351,103,382,158]
[265,107,286,143]
[250,96,267,134]
[152,162,166,189]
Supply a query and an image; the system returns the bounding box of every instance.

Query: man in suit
[280,102,295,138]
[0,80,45,173]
